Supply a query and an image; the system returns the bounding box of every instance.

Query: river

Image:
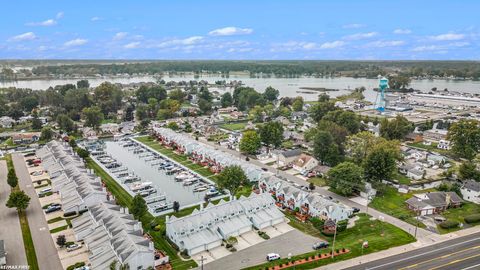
[1,75,479,102]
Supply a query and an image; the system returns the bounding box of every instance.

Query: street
[0,160,27,266]
[344,232,480,270]
[13,153,63,270]
[200,138,437,242]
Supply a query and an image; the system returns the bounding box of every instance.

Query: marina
[85,137,225,215]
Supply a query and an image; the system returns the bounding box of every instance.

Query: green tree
[76,79,90,89]
[323,110,360,134]
[168,89,186,102]
[447,119,480,160]
[345,131,386,163]
[20,96,39,112]
[388,75,411,89]
[258,121,284,148]
[248,106,264,122]
[56,114,75,133]
[135,104,149,121]
[166,122,179,130]
[157,99,180,120]
[64,88,92,112]
[75,147,90,159]
[239,130,261,155]
[40,127,54,141]
[458,161,480,181]
[93,82,122,115]
[313,131,341,166]
[136,85,167,103]
[364,140,401,182]
[56,234,66,247]
[309,100,337,122]
[198,98,212,114]
[292,97,304,112]
[82,106,104,129]
[130,194,147,220]
[31,115,43,130]
[263,86,279,102]
[7,169,18,188]
[220,92,233,108]
[327,162,364,196]
[6,190,30,212]
[217,165,248,196]
[380,116,412,140]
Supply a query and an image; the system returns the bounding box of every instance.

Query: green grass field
[438,202,480,234]
[369,186,426,229]
[220,122,248,131]
[246,213,416,269]
[307,177,327,187]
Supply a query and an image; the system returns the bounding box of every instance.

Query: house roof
[293,154,314,168]
[406,192,463,209]
[281,149,302,158]
[463,180,480,192]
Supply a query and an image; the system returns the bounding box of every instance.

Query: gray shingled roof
[463,180,480,192]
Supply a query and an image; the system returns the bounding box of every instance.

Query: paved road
[200,138,437,242]
[202,229,320,270]
[0,160,27,267]
[13,153,63,270]
[344,232,480,270]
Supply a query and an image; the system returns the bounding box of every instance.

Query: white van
[39,188,52,195]
[266,253,281,261]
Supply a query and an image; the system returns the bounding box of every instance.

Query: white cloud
[342,24,365,29]
[343,32,378,40]
[113,32,128,40]
[27,19,57,26]
[366,40,405,48]
[124,42,140,49]
[393,29,412,34]
[56,12,64,19]
[412,42,470,52]
[227,47,253,53]
[429,33,465,41]
[157,36,203,48]
[91,16,102,22]
[319,40,345,49]
[208,27,253,36]
[64,38,88,47]
[9,32,36,42]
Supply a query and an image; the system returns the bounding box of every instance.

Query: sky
[1,0,479,60]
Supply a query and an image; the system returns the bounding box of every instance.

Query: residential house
[405,132,423,143]
[273,149,302,166]
[12,132,41,144]
[81,127,97,139]
[437,140,451,150]
[292,154,319,173]
[217,106,237,114]
[460,180,480,204]
[423,129,448,142]
[0,116,15,128]
[100,123,120,134]
[406,192,463,216]
[399,164,424,180]
[166,193,284,255]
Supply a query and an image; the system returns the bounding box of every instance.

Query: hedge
[464,214,480,224]
[439,220,460,229]
[66,262,85,270]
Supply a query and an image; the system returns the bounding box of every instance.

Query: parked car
[312,241,329,250]
[30,170,44,176]
[45,204,61,213]
[67,244,82,252]
[39,188,52,196]
[352,207,361,213]
[266,253,281,261]
[73,267,89,270]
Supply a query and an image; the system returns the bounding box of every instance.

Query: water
[1,75,479,102]
[104,140,208,208]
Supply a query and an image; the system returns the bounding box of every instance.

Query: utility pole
[331,222,338,259]
[200,255,206,270]
[414,213,419,238]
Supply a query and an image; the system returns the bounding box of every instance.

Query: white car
[67,244,82,252]
[266,253,281,261]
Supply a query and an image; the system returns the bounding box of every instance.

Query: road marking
[364,236,480,270]
[461,263,480,270]
[399,245,480,270]
[39,227,46,231]
[428,253,480,270]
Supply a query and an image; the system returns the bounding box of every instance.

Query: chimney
[165,215,169,222]
[125,208,129,215]
[200,203,204,211]
[138,221,143,233]
[149,241,154,251]
[445,193,451,207]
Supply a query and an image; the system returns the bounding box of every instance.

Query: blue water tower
[375,76,389,111]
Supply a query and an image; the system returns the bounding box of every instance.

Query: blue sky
[1,0,479,60]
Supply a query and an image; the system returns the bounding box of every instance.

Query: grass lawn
[438,202,480,234]
[392,171,411,185]
[369,186,426,229]
[308,177,327,187]
[246,213,416,270]
[220,122,247,131]
[50,225,69,234]
[407,142,451,157]
[6,154,39,270]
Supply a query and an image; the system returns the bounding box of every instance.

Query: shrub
[439,220,460,229]
[63,211,77,217]
[321,230,335,237]
[464,214,480,224]
[66,262,85,270]
[337,220,348,232]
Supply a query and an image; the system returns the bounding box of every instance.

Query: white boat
[175,172,192,181]
[193,186,208,192]
[130,182,153,192]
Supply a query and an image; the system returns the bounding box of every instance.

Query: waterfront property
[152,127,268,182]
[259,176,353,222]
[166,192,285,256]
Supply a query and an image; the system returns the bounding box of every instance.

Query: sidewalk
[317,225,480,270]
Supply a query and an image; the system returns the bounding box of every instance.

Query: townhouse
[166,193,284,255]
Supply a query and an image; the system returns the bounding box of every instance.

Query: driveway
[0,160,27,266]
[201,229,320,270]
[13,153,63,270]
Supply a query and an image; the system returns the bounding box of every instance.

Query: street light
[331,221,338,259]
[365,195,372,215]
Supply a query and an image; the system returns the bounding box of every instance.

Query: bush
[321,230,335,237]
[337,220,348,232]
[464,214,480,224]
[66,262,85,270]
[439,220,460,229]
[258,231,270,240]
[63,211,77,217]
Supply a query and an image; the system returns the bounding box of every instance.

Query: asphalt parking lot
[202,229,320,270]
